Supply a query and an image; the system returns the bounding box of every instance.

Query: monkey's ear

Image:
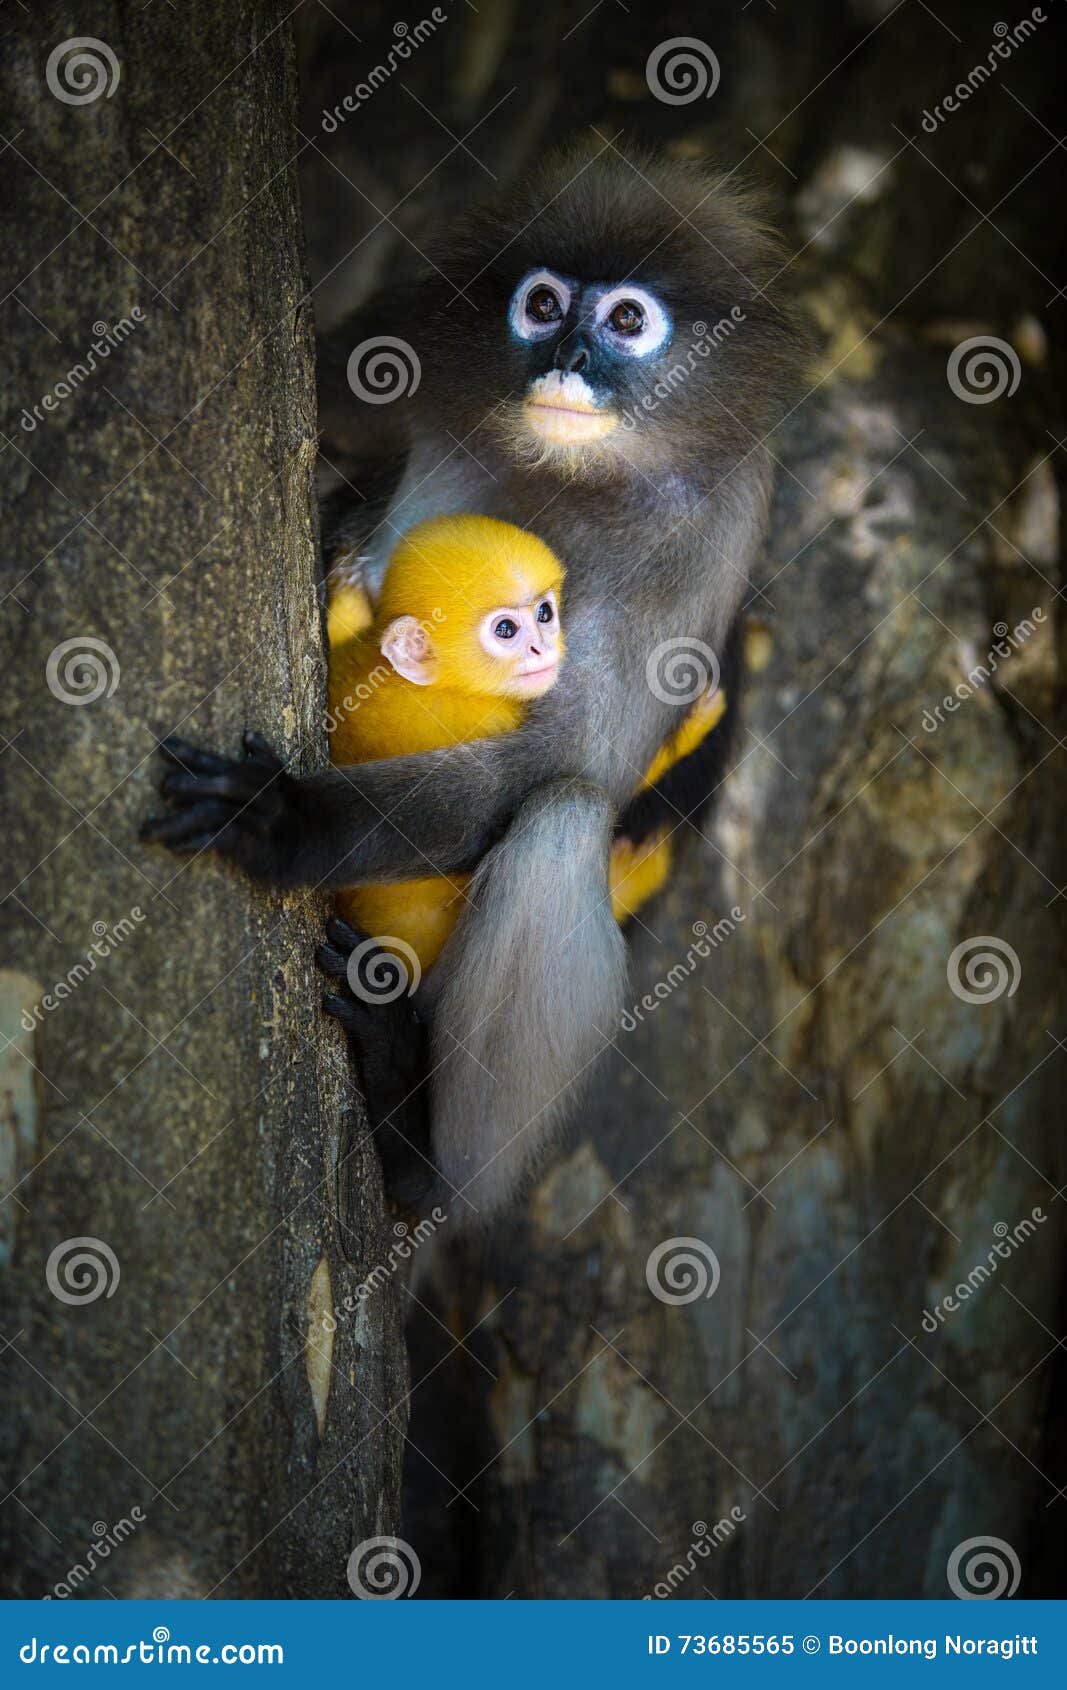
[380,616,435,686]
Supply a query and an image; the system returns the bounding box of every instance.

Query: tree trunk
[0,0,404,1599]
[297,0,1065,1598]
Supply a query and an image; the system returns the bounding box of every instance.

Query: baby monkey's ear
[380,616,435,685]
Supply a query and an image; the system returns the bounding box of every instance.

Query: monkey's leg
[429,779,627,1225]
[317,918,436,1208]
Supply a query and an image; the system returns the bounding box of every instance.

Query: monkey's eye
[609,300,645,336]
[596,284,671,358]
[509,269,573,341]
[528,286,563,325]
[536,600,554,625]
[493,617,519,640]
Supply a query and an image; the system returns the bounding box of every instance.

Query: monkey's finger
[325,916,366,953]
[139,801,231,845]
[322,991,361,1033]
[159,769,262,803]
[242,729,281,765]
[156,776,282,841]
[315,942,351,980]
[159,736,233,774]
[171,831,230,855]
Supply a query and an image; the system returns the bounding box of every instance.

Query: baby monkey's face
[479,587,561,697]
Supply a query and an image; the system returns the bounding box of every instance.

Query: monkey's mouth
[523,373,618,446]
[513,660,559,691]
[524,400,618,445]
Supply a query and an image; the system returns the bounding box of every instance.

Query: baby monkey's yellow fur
[330,516,564,970]
[329,514,725,972]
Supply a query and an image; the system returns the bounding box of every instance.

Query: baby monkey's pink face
[478,587,562,695]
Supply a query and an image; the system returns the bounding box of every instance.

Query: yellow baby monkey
[330,515,564,972]
[328,513,726,974]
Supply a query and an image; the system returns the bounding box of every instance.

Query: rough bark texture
[297,0,1065,1598]
[0,1,405,1599]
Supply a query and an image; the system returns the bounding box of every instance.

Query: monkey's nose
[555,335,590,375]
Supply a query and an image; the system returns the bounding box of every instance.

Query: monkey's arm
[141,690,620,889]
[142,583,681,885]
[142,487,768,885]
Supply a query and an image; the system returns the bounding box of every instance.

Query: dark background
[295,0,1066,1599]
[1,0,1064,1600]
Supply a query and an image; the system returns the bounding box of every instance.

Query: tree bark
[295,0,1065,1599]
[0,1,404,1598]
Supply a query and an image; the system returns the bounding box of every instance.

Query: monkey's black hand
[317,916,436,1209]
[140,731,303,882]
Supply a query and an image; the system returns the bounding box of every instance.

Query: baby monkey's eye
[527,285,563,325]
[494,617,518,640]
[536,601,554,624]
[609,299,645,336]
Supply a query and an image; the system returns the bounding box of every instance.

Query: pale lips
[513,654,559,688]
[524,395,618,444]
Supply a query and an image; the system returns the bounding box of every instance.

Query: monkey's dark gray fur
[143,144,804,1224]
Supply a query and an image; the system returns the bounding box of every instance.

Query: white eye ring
[509,270,572,341]
[595,285,671,357]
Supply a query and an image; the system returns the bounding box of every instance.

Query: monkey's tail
[427,779,627,1227]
